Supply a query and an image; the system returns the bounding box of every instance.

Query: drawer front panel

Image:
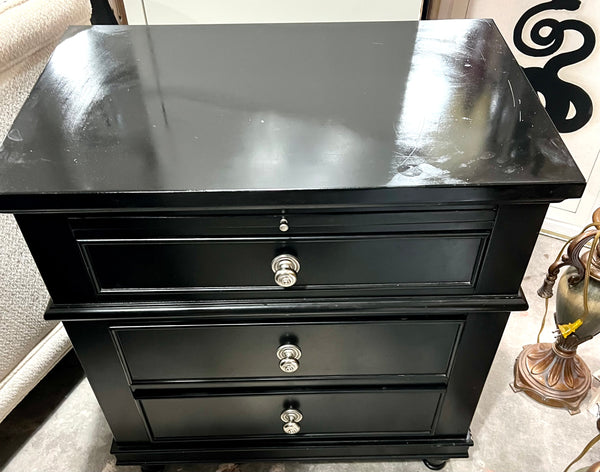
[141,389,442,439]
[113,320,462,382]
[82,234,487,295]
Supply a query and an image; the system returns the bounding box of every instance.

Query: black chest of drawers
[0,21,585,470]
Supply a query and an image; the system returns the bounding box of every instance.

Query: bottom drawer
[141,389,443,440]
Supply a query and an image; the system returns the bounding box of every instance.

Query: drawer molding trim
[109,319,464,386]
[77,233,489,296]
[134,388,446,441]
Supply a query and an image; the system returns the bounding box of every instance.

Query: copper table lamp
[512,208,600,414]
[576,464,600,472]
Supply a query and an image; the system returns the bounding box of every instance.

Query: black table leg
[423,458,447,470]
[140,465,165,472]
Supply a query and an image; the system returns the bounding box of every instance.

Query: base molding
[112,435,473,465]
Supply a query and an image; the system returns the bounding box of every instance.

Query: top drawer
[21,204,550,304]
[70,209,494,299]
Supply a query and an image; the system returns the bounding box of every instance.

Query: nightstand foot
[423,458,447,470]
[140,465,165,472]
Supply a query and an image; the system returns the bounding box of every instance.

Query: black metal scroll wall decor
[513,0,595,133]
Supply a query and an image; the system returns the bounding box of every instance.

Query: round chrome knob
[275,269,296,288]
[279,358,298,373]
[276,344,302,373]
[271,254,300,287]
[281,408,302,435]
[279,217,289,232]
[283,421,300,435]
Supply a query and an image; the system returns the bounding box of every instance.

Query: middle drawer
[112,319,463,384]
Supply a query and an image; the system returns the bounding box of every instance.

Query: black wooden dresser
[0,21,585,471]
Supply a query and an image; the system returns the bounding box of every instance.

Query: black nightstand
[0,20,584,471]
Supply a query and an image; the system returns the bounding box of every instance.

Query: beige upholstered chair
[0,0,91,422]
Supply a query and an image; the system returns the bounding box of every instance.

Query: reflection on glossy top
[0,21,585,210]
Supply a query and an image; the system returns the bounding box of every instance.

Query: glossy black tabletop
[0,20,584,211]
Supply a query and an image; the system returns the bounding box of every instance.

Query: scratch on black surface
[507,79,516,108]
[397,117,426,167]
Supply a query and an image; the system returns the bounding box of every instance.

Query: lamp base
[511,342,591,415]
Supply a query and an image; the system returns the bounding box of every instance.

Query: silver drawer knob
[276,344,302,373]
[271,254,300,287]
[281,408,303,435]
